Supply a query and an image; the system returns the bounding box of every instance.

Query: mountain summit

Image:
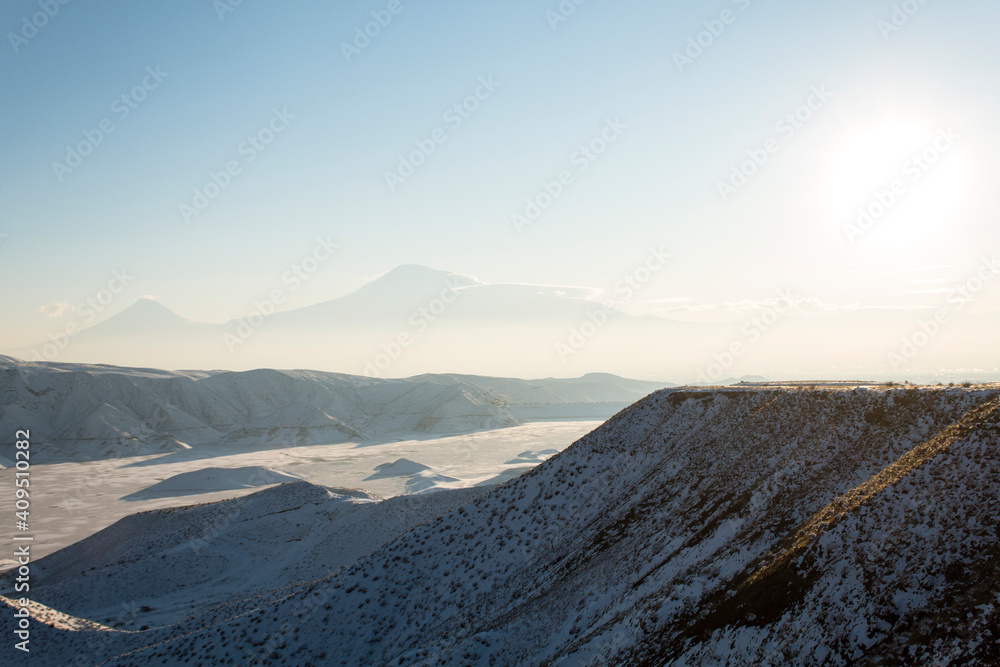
[102,298,192,331]
[337,264,482,302]
[367,264,481,289]
[6,267,696,377]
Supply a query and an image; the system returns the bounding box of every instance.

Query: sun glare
[828,120,967,253]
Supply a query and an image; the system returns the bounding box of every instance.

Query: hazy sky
[3,0,999,353]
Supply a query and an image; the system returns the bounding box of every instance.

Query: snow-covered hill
[0,358,668,461]
[120,466,304,500]
[7,384,999,665]
[9,481,488,630]
[406,371,673,405]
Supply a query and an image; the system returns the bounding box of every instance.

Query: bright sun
[828,120,967,251]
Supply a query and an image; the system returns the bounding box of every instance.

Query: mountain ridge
[5,384,999,664]
[3,264,706,377]
[6,264,1000,380]
[0,358,673,462]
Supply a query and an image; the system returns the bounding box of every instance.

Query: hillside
[0,357,668,462]
[8,482,487,630]
[4,384,999,665]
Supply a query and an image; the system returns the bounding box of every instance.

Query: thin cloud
[38,301,73,318]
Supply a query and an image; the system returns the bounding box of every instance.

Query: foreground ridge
[742,394,1000,591]
[4,386,999,666]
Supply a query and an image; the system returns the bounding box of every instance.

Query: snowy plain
[0,420,597,562]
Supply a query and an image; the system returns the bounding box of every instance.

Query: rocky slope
[4,385,999,665]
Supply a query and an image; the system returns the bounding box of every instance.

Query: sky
[2,0,999,378]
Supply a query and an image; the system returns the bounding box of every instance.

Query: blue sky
[2,0,999,359]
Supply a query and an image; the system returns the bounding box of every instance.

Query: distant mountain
[4,265,710,378]
[9,385,1000,664]
[9,265,997,379]
[288,264,483,316]
[0,358,672,462]
[8,297,223,370]
[39,297,213,344]
[89,297,207,335]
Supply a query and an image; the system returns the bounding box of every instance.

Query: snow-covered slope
[10,481,488,630]
[10,385,999,665]
[0,358,667,461]
[405,371,672,405]
[220,403,365,445]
